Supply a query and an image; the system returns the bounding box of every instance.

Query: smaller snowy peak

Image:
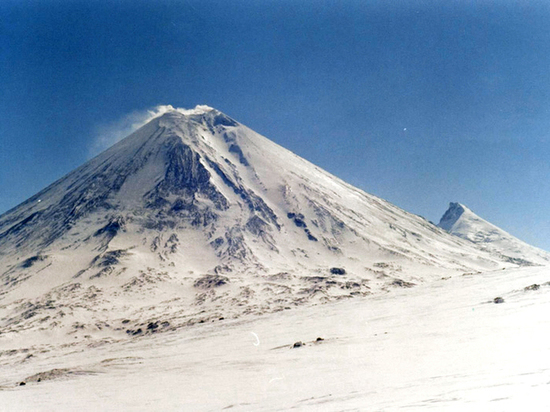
[438,202,550,265]
[437,202,510,244]
[438,202,467,231]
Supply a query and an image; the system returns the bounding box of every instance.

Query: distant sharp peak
[438,202,471,231]
[438,201,496,234]
[437,201,550,264]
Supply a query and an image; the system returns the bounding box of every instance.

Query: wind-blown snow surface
[438,202,550,266]
[2,266,550,411]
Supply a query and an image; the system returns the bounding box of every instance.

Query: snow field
[2,265,550,411]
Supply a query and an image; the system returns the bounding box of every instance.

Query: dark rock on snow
[330,267,346,275]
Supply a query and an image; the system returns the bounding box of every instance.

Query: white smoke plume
[89,104,213,157]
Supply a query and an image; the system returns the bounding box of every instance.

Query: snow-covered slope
[438,202,550,266]
[2,106,549,410]
[0,106,517,348]
[3,266,550,410]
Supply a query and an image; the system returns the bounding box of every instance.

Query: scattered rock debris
[125,320,170,336]
[20,254,47,268]
[390,279,415,288]
[330,267,346,275]
[524,284,540,291]
[193,274,229,289]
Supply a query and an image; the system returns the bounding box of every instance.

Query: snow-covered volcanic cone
[0,106,520,346]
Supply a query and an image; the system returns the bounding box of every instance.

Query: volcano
[0,106,520,342]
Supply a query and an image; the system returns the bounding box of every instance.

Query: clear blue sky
[2,0,550,250]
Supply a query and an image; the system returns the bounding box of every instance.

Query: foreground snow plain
[2,265,550,411]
